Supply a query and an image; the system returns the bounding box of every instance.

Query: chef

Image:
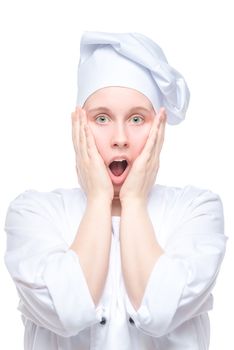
[4,30,228,349]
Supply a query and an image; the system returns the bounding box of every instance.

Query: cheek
[88,125,108,155]
[130,127,151,157]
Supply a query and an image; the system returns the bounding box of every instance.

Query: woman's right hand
[71,106,114,203]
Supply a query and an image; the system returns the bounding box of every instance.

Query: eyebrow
[87,106,152,114]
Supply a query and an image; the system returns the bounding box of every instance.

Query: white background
[0,0,233,348]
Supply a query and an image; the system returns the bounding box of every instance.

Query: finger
[84,121,102,163]
[71,111,79,154]
[140,113,162,163]
[71,108,87,190]
[142,107,166,165]
[150,107,163,138]
[79,108,89,163]
[152,110,167,163]
[76,163,85,189]
[151,108,164,145]
[157,110,167,151]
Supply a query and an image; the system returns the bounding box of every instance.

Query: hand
[119,107,167,204]
[71,106,114,203]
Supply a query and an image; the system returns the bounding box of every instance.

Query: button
[129,317,135,325]
[99,316,107,325]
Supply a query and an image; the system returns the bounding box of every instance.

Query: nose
[111,124,129,149]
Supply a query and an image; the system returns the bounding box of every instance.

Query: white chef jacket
[4,183,228,350]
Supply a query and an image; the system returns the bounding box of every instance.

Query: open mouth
[109,160,128,177]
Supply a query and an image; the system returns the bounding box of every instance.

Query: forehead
[83,86,154,111]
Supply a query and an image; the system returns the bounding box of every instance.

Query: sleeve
[4,190,104,337]
[124,188,228,337]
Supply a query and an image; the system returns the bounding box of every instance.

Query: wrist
[87,196,112,207]
[120,197,147,209]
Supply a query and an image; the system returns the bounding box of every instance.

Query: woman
[4,31,228,349]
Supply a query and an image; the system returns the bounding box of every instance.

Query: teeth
[112,160,127,164]
[110,159,126,163]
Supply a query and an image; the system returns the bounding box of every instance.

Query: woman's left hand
[119,107,167,204]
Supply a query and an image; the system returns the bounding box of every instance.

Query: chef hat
[76,31,190,125]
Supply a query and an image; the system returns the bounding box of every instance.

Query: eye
[95,114,144,124]
[130,115,144,124]
[95,115,110,124]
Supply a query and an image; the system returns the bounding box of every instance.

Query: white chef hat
[76,31,190,125]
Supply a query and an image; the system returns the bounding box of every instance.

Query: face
[83,86,156,197]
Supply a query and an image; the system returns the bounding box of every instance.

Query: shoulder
[7,186,85,206]
[149,183,224,230]
[150,183,223,207]
[4,187,86,228]
[150,184,227,250]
